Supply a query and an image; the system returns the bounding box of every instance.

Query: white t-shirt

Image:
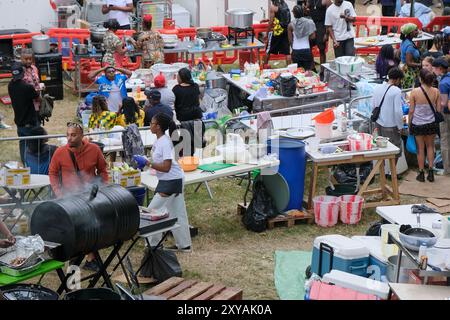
[105,0,133,27]
[152,135,184,181]
[107,83,122,112]
[324,1,356,42]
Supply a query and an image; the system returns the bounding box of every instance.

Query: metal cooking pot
[196,27,212,40]
[90,26,107,43]
[32,35,50,54]
[225,8,255,29]
[0,284,59,300]
[205,72,227,89]
[386,255,419,283]
[64,288,121,300]
[74,44,88,55]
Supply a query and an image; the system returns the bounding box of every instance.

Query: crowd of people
[372,23,450,183]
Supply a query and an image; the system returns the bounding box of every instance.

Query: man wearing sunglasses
[49,122,109,198]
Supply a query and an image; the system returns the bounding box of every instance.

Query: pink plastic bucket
[347,133,373,151]
[313,196,340,227]
[339,195,364,224]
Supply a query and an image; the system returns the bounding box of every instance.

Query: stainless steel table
[187,37,265,67]
[322,61,379,98]
[223,74,335,111]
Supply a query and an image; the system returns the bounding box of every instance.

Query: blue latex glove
[133,155,149,170]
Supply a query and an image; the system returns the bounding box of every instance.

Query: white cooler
[311,235,370,277]
[351,236,388,280]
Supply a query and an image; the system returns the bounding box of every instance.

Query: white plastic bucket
[315,123,333,139]
[339,195,364,224]
[348,133,373,151]
[81,110,92,128]
[381,224,400,258]
[313,195,340,227]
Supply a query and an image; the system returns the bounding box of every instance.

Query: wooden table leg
[389,158,400,202]
[307,163,319,210]
[358,159,382,197]
[379,160,387,199]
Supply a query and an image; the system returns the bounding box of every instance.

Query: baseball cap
[143,14,153,23]
[432,57,449,69]
[154,73,166,88]
[145,89,161,100]
[11,63,24,81]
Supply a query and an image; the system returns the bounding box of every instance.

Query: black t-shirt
[308,0,327,22]
[172,83,203,122]
[144,103,174,126]
[8,79,39,127]
[276,2,291,28]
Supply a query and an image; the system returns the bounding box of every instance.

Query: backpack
[121,123,145,163]
[39,94,54,125]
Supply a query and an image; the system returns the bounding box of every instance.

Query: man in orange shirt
[49,122,109,272]
[49,122,109,198]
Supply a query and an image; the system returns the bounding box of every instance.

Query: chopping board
[356,38,379,46]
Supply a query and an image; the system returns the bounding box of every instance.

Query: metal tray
[0,257,44,277]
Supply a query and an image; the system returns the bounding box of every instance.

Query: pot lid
[227,8,254,15]
[32,35,49,40]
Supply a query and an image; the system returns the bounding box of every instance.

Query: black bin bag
[242,179,279,233]
[139,248,182,282]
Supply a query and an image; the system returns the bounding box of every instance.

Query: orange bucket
[313,108,335,124]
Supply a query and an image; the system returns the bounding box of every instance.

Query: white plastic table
[354,32,434,49]
[0,174,51,228]
[376,204,443,231]
[389,283,450,300]
[141,156,280,203]
[305,141,401,210]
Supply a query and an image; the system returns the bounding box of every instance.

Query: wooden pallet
[144,277,243,300]
[267,212,314,229]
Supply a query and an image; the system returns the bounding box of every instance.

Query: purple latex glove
[133,155,149,170]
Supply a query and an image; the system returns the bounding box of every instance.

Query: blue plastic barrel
[127,186,146,206]
[268,138,307,211]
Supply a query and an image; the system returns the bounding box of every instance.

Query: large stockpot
[32,35,50,54]
[30,185,140,261]
[386,255,419,283]
[205,72,227,89]
[196,27,212,40]
[90,26,108,43]
[225,8,255,29]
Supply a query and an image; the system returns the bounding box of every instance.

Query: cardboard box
[0,168,31,186]
[112,170,141,188]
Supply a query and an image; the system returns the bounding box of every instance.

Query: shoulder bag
[370,84,393,122]
[419,86,444,124]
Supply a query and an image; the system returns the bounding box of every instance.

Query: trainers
[416,170,425,182]
[427,169,435,182]
[82,260,100,272]
[165,245,192,253]
[0,122,11,129]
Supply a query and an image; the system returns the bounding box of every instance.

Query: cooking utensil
[0,257,44,277]
[0,284,59,300]
[386,255,419,283]
[225,8,255,29]
[32,35,50,54]
[196,27,212,40]
[205,71,227,89]
[399,227,438,251]
[90,26,107,43]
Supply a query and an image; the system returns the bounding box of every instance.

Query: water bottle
[442,216,450,239]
